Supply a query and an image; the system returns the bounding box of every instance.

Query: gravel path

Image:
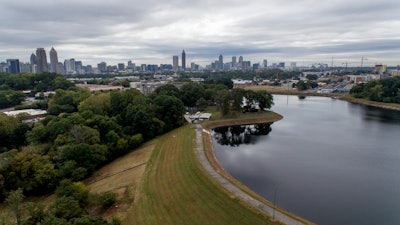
[195,124,308,225]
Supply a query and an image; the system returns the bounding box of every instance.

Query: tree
[6,152,57,194]
[296,80,307,91]
[180,82,205,107]
[51,196,82,220]
[78,93,111,116]
[5,188,25,225]
[0,113,19,151]
[152,95,185,131]
[196,97,208,111]
[48,89,90,115]
[61,143,106,173]
[151,84,181,99]
[254,90,273,110]
[70,215,108,225]
[68,125,100,145]
[56,180,90,207]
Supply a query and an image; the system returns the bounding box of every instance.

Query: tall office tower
[57,63,65,74]
[173,55,179,70]
[64,59,76,74]
[263,59,268,69]
[118,63,125,71]
[97,62,107,72]
[20,63,31,73]
[290,62,297,71]
[232,56,237,67]
[49,47,59,73]
[219,54,224,70]
[6,59,20,74]
[127,60,134,69]
[30,53,37,65]
[36,48,48,73]
[181,50,186,70]
[238,56,243,64]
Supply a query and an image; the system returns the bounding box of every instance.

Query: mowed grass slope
[125,125,281,225]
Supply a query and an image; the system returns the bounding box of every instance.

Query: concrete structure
[232,79,253,88]
[3,109,47,117]
[76,84,123,92]
[346,74,381,83]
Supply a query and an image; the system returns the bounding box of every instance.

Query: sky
[1,0,399,67]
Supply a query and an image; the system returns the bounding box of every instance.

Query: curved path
[195,124,308,225]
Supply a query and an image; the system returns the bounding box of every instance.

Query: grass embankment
[125,124,282,225]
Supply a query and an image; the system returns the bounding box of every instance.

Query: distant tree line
[350,76,400,103]
[0,72,75,109]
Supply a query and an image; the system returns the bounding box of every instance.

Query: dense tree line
[350,76,400,103]
[0,74,273,223]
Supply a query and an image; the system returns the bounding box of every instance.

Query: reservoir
[212,95,400,225]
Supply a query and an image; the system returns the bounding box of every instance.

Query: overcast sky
[1,0,399,67]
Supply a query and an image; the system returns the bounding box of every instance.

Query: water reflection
[213,95,400,225]
[212,123,272,146]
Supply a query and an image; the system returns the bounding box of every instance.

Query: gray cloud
[0,0,399,66]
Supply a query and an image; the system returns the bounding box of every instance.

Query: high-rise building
[218,54,224,70]
[36,48,48,73]
[118,63,125,71]
[30,53,36,65]
[263,59,268,69]
[64,59,76,74]
[20,63,31,73]
[290,62,297,71]
[232,56,237,67]
[50,47,59,73]
[6,59,20,74]
[127,60,134,69]
[173,55,179,70]
[181,50,186,70]
[97,62,107,72]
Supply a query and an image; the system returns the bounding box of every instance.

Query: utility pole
[361,56,368,72]
[342,62,348,72]
[272,187,277,220]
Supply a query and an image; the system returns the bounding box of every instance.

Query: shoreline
[198,93,399,224]
[251,86,400,112]
[199,112,316,225]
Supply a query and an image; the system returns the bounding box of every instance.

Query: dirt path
[195,124,310,225]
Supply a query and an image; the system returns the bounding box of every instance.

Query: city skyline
[0,0,399,67]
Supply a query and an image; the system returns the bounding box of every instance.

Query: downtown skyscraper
[36,48,48,73]
[50,47,59,73]
[181,50,186,70]
[173,55,179,70]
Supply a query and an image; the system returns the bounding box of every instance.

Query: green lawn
[124,125,282,225]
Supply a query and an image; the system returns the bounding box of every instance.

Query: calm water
[213,95,400,225]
